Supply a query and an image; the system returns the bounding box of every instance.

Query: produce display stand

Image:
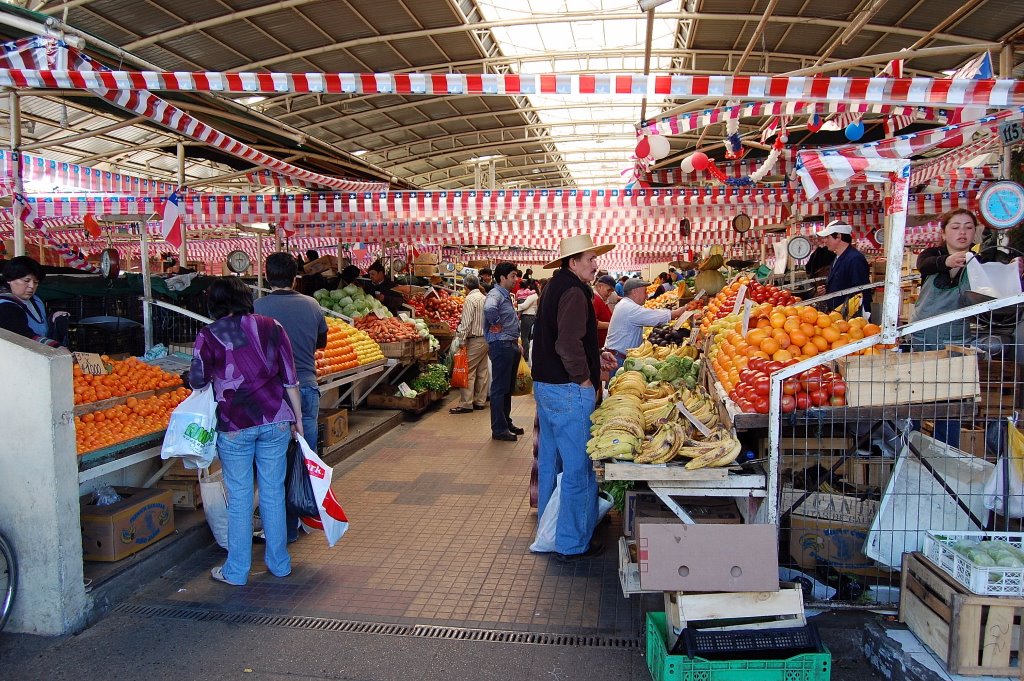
[318,358,389,408]
[78,437,164,484]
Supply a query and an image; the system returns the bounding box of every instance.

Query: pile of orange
[315,317,386,376]
[73,356,182,404]
[710,303,883,394]
[699,279,798,334]
[75,387,191,454]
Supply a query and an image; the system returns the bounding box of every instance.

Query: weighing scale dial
[100,248,120,279]
[786,235,812,261]
[978,181,1024,230]
[226,249,251,274]
[732,213,751,234]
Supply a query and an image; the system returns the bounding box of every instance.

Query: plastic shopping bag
[199,467,229,549]
[450,346,469,389]
[512,354,533,396]
[530,474,612,554]
[985,419,1024,518]
[294,435,350,546]
[161,386,218,469]
[285,438,319,518]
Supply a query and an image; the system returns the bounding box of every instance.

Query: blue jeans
[286,385,321,541]
[534,381,599,555]
[218,421,292,584]
[488,340,520,435]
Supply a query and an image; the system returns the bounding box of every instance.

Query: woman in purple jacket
[189,277,303,586]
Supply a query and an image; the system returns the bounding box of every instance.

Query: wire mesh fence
[771,296,1024,605]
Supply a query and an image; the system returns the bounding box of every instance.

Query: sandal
[449,406,474,414]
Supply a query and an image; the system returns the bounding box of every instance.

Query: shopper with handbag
[189,277,303,586]
[449,273,490,414]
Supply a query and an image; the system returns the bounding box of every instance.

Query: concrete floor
[0,393,886,680]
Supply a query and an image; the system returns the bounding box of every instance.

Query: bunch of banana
[626,340,654,359]
[587,394,646,461]
[642,381,676,401]
[682,431,743,470]
[607,371,647,399]
[634,421,689,464]
[587,431,642,461]
[681,387,719,428]
[641,400,680,431]
[672,344,699,360]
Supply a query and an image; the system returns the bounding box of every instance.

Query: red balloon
[690,152,709,170]
[635,138,651,158]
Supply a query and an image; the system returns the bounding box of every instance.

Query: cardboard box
[80,486,175,562]
[637,522,779,592]
[413,263,439,277]
[317,407,349,448]
[836,347,979,407]
[625,493,742,536]
[303,255,338,275]
[788,516,882,576]
[154,478,201,510]
[618,537,660,597]
[413,252,439,265]
[779,488,880,525]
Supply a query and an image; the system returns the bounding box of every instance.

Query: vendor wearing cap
[817,219,870,317]
[364,260,405,315]
[604,278,687,368]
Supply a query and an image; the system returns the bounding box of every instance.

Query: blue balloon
[845,121,865,141]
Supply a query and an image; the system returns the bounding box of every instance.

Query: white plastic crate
[923,530,1024,597]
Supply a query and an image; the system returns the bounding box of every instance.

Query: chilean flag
[161,190,183,248]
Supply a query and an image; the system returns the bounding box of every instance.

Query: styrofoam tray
[923,530,1024,597]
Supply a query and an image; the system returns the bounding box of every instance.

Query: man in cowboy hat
[531,234,616,562]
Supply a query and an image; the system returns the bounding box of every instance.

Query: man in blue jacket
[483,262,522,442]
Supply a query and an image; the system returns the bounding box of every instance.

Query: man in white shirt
[604,278,686,367]
[449,273,491,414]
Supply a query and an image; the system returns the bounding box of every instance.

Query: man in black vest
[531,235,616,562]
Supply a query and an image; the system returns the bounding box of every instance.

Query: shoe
[211,566,243,586]
[492,431,517,442]
[554,540,606,563]
[449,406,474,414]
[509,425,525,436]
[473,404,486,410]
[253,530,297,545]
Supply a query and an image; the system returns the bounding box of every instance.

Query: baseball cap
[817,219,853,237]
[623,278,650,294]
[596,275,616,287]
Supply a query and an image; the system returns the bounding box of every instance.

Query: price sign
[740,299,755,336]
[1000,120,1023,147]
[676,401,713,438]
[74,352,108,375]
[730,284,747,316]
[672,309,697,330]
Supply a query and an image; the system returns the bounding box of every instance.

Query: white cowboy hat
[542,234,615,269]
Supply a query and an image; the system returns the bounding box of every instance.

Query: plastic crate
[672,623,823,660]
[923,530,1024,596]
[646,613,831,681]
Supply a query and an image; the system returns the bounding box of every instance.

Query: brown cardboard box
[788,516,883,576]
[637,522,779,592]
[317,407,349,448]
[779,488,880,525]
[303,255,338,275]
[80,486,175,562]
[625,493,742,536]
[836,347,979,407]
[413,263,439,277]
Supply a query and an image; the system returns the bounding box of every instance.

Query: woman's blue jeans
[218,421,292,584]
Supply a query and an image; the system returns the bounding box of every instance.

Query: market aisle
[133,393,649,636]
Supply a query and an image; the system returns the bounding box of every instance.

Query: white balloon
[679,156,695,174]
[648,134,671,160]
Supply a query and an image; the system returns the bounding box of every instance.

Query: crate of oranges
[73,356,184,407]
[75,386,191,456]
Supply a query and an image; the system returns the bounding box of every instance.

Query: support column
[10,91,25,256]
[880,161,912,343]
[140,221,154,352]
[176,142,187,266]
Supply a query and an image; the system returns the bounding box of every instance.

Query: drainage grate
[114,603,638,648]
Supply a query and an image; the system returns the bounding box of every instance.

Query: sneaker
[555,540,606,563]
[211,565,243,586]
[253,530,297,545]
[492,431,517,442]
[509,425,525,435]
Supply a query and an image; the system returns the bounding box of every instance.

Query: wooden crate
[836,347,980,408]
[154,478,202,510]
[365,389,431,413]
[899,551,1024,677]
[663,584,805,651]
[378,340,416,361]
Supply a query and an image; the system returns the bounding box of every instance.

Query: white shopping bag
[966,256,1022,298]
[530,473,612,554]
[199,467,229,549]
[294,435,350,546]
[161,387,218,469]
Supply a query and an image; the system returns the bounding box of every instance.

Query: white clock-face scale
[787,236,811,260]
[227,251,250,273]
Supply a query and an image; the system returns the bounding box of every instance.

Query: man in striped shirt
[449,274,491,414]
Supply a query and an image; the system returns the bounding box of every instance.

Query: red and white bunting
[0,149,179,196]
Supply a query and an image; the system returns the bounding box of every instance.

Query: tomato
[795,392,810,410]
[729,389,741,403]
[753,395,770,414]
[782,378,800,395]
[748,358,767,373]
[829,395,847,407]
[808,389,830,407]
[831,381,847,398]
[738,398,755,413]
[753,375,771,397]
[800,370,824,393]
[780,394,797,413]
[765,360,784,374]
[739,369,760,385]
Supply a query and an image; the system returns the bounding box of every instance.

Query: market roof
[0,0,1021,193]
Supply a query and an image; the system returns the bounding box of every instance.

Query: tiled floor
[136,393,653,636]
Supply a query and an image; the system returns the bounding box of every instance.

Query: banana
[594,418,645,440]
[635,423,676,464]
[684,435,742,470]
[643,402,677,431]
[589,441,639,461]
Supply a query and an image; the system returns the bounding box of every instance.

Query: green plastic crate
[646,613,831,681]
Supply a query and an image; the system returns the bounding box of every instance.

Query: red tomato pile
[408,293,463,330]
[730,359,848,414]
